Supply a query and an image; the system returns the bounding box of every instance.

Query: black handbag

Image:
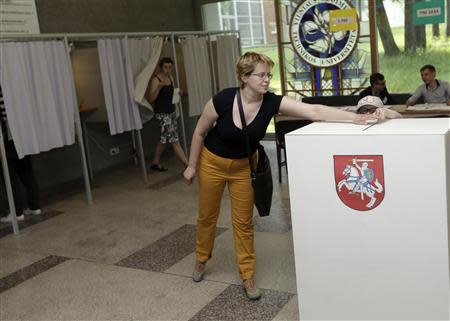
[236,90,273,217]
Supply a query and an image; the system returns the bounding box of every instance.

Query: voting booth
[285,119,450,320]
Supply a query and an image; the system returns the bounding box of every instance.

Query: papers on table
[406,103,450,111]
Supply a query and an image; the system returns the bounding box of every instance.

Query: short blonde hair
[236,52,274,88]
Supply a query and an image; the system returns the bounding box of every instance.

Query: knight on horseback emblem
[334,155,385,211]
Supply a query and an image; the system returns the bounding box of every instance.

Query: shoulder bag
[236,89,273,217]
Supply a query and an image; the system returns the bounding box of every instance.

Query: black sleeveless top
[154,76,175,114]
[204,87,283,159]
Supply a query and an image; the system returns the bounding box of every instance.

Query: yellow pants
[195,147,255,280]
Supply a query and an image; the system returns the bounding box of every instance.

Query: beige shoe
[243,279,261,300]
[192,261,206,282]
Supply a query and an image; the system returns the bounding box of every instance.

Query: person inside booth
[356,96,402,119]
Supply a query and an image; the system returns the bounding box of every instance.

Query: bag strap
[236,89,256,175]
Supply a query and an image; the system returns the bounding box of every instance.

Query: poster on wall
[290,0,360,68]
[412,0,445,26]
[288,0,362,96]
[0,0,40,35]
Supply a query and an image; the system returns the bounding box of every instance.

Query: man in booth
[406,64,450,107]
[359,72,396,105]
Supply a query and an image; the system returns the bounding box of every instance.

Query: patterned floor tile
[189,284,294,321]
[116,224,227,272]
[0,255,68,293]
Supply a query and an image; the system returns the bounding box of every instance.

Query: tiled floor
[0,142,299,320]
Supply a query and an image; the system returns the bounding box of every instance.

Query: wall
[36,0,201,32]
[72,47,107,122]
[36,0,223,32]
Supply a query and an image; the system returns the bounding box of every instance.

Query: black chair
[301,94,418,106]
[302,95,359,106]
[391,93,423,104]
[274,116,312,183]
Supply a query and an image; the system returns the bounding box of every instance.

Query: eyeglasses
[250,72,273,80]
[357,106,378,114]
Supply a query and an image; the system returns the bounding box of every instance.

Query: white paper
[172,88,180,104]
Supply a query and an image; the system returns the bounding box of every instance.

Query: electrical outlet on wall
[109,147,120,156]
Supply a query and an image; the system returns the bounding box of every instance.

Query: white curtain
[0,41,76,159]
[181,36,212,117]
[127,37,163,108]
[217,35,240,91]
[98,38,142,135]
[127,37,163,123]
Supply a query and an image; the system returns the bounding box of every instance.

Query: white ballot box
[285,118,450,321]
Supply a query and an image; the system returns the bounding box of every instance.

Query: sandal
[150,164,168,172]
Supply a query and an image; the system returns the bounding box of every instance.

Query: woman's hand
[183,166,196,185]
[373,108,387,120]
[352,113,379,125]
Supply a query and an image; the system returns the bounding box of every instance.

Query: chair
[301,95,359,106]
[274,116,312,183]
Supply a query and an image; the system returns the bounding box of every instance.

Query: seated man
[356,96,402,119]
[406,64,450,107]
[359,72,396,105]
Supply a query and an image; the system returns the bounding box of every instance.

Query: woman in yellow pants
[183,52,383,300]
[196,147,257,281]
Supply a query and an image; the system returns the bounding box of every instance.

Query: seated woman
[356,96,402,119]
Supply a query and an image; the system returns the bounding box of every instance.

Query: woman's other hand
[372,108,387,120]
[352,114,379,125]
[184,166,196,185]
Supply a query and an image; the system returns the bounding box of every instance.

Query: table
[392,103,450,118]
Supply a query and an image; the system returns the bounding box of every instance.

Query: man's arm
[443,81,450,106]
[406,86,423,107]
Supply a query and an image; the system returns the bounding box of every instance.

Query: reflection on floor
[0,141,299,320]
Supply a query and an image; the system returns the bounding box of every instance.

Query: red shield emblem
[334,155,385,211]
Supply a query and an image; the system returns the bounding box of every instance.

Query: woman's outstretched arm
[279,96,380,124]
